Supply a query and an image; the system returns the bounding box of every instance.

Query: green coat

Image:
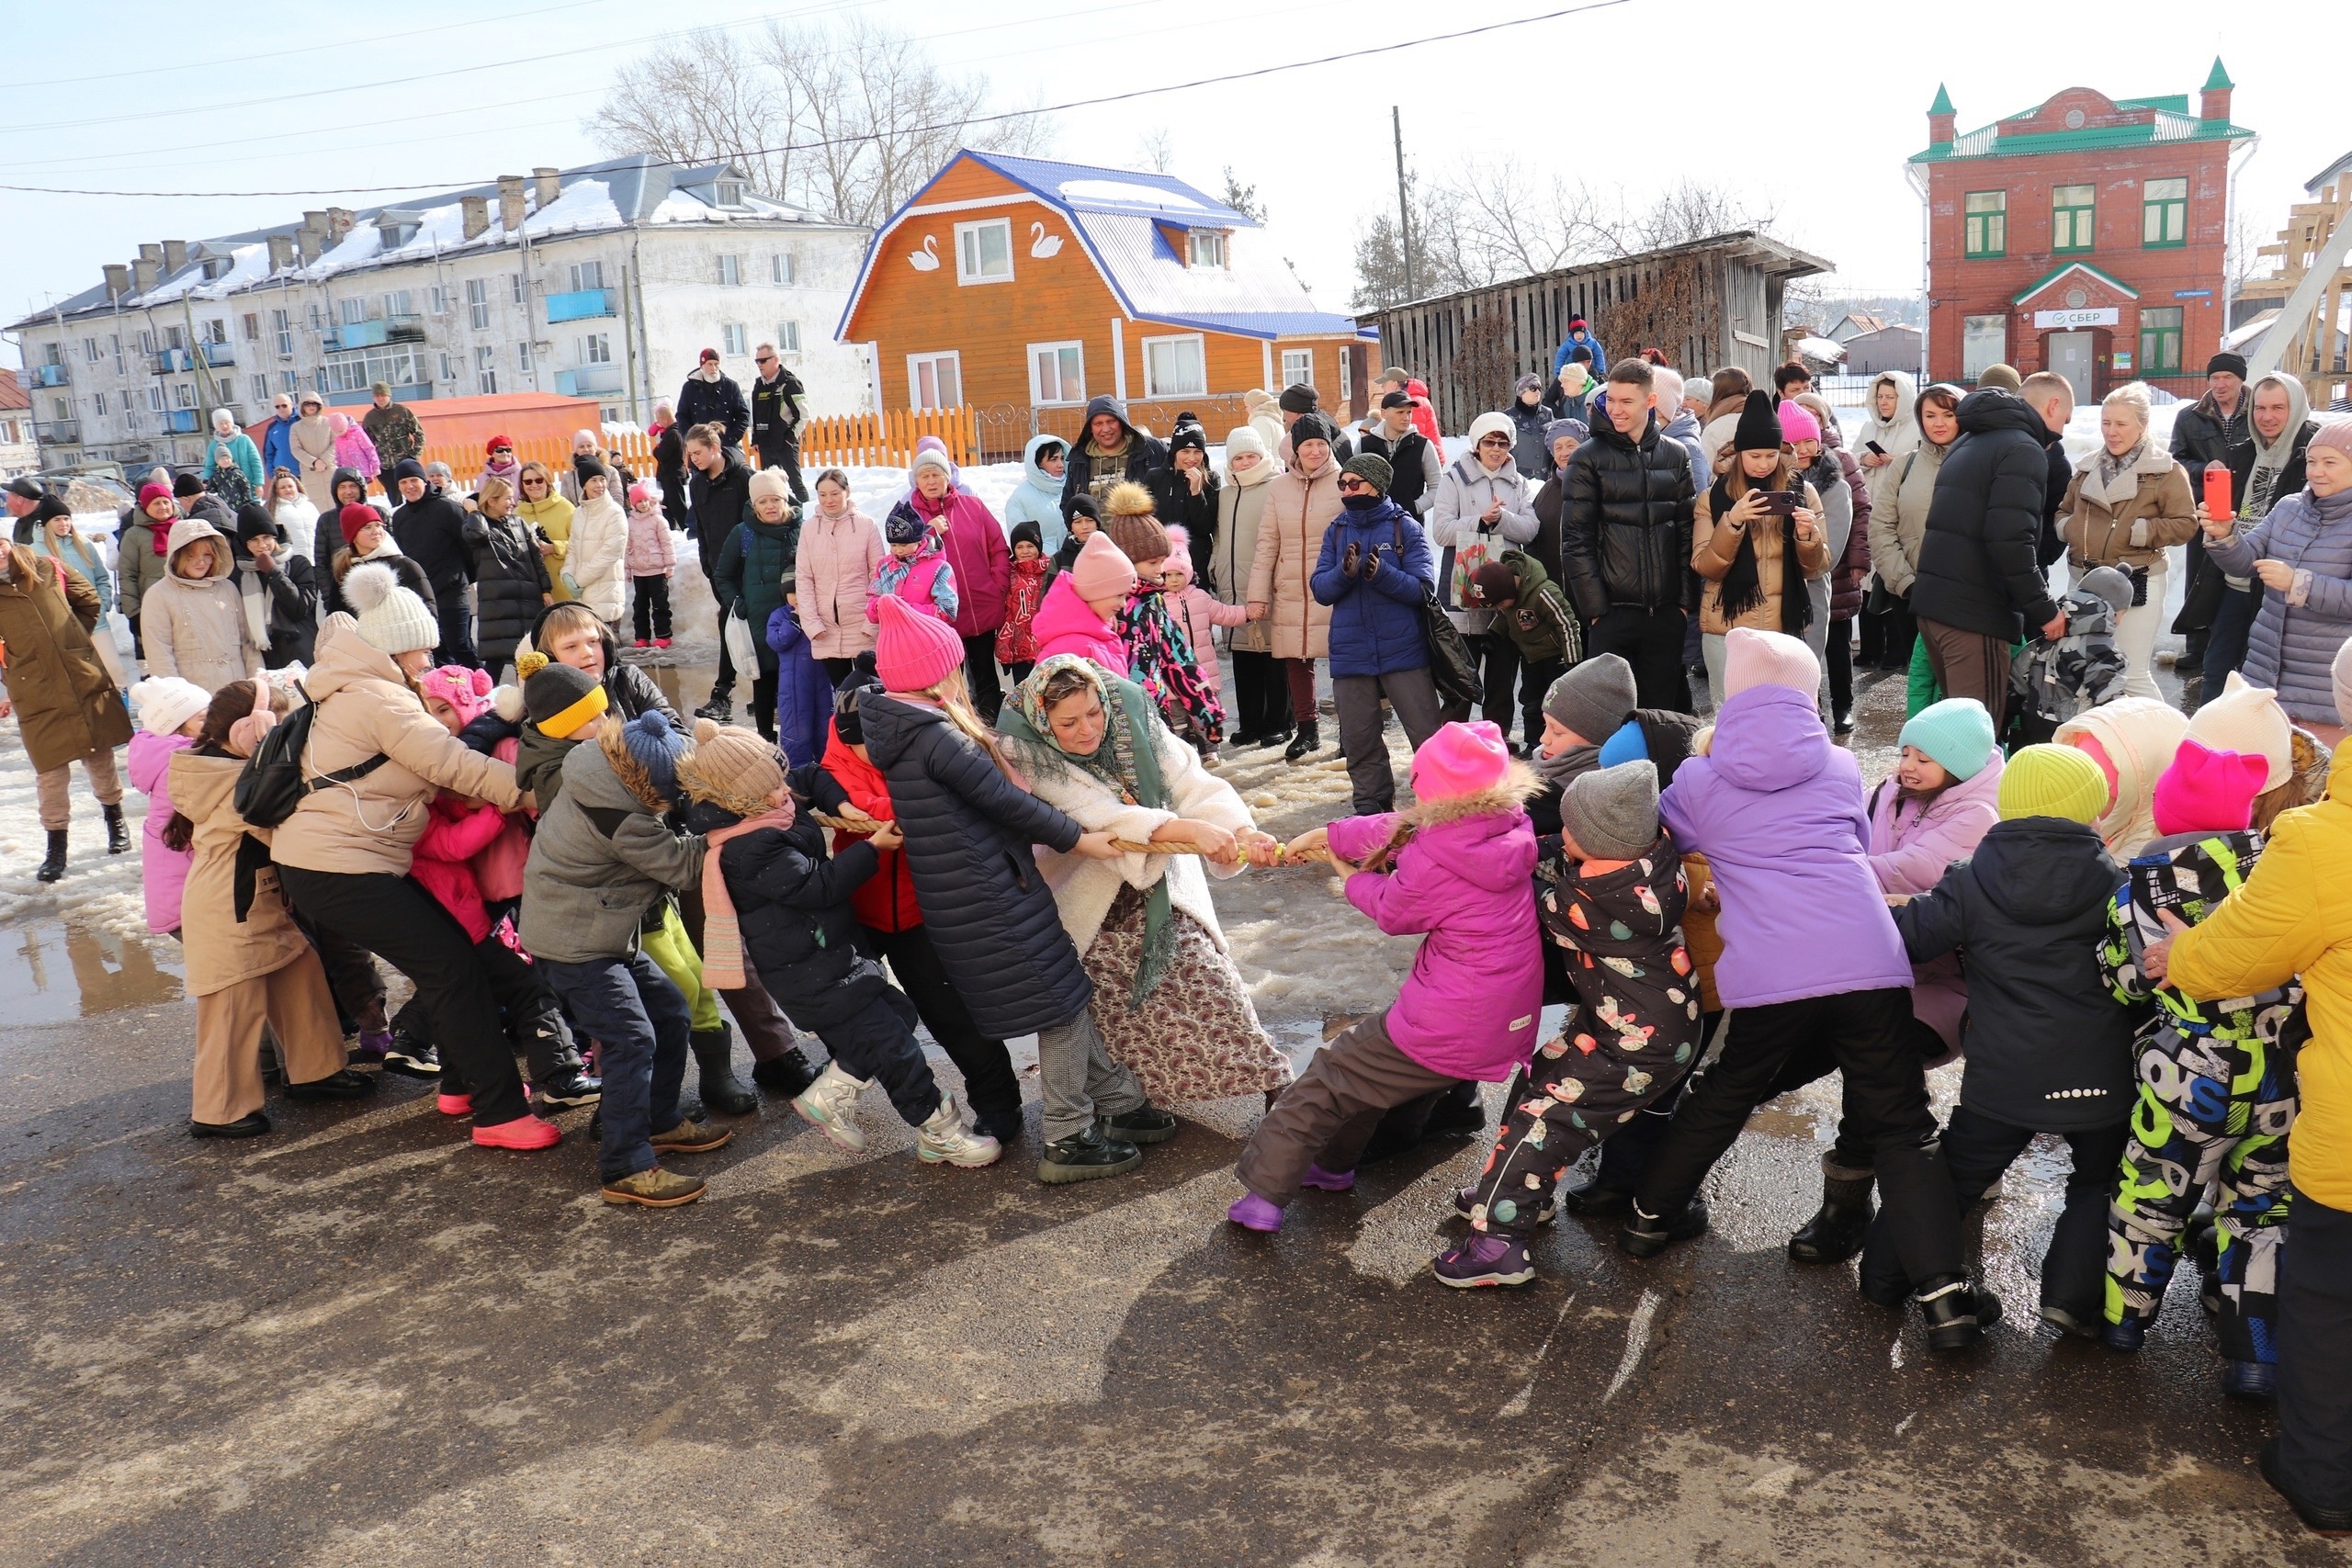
[714,513,801,674]
[1486,549,1582,666]
[0,546,132,773]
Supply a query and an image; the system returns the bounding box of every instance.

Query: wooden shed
[1364,231,1831,432]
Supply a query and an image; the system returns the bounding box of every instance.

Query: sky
[0,0,2338,367]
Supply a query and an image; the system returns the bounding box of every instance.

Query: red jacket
[1407,378,1445,461]
[410,795,508,944]
[820,718,923,932]
[913,482,1011,638]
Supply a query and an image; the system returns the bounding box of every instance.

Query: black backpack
[233,682,388,829]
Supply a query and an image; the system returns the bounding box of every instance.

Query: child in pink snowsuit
[128,677,211,936]
[1160,525,1247,700]
[1229,720,1543,1231]
[328,413,379,486]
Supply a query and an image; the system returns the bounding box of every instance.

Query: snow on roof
[973,153,1257,228]
[1793,335,1848,361]
[1058,178,1211,213]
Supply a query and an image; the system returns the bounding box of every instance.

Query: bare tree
[1136,128,1176,175]
[586,32,787,197]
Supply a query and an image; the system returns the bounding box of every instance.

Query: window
[272,309,293,357]
[83,336,98,361]
[771,252,796,286]
[569,260,604,291]
[721,322,749,356]
[250,375,267,402]
[54,397,71,421]
[165,324,187,350]
[717,180,744,208]
[93,392,107,415]
[1143,333,1208,398]
[241,312,259,342]
[138,330,155,355]
[1187,231,1227,268]
[429,283,449,316]
[439,352,458,382]
[1961,314,2007,381]
[906,351,962,411]
[280,370,300,393]
[2052,184,2095,254]
[580,333,612,365]
[201,318,226,344]
[956,219,1013,285]
[475,346,498,395]
[1340,346,1353,403]
[718,254,743,288]
[383,289,412,317]
[510,273,524,304]
[173,382,196,409]
[40,341,62,366]
[1281,348,1314,388]
[112,334,124,374]
[2143,177,2188,248]
[1963,191,2007,259]
[345,297,372,324]
[775,321,801,354]
[1028,341,1085,405]
[516,341,534,373]
[313,368,329,392]
[466,277,490,329]
[2139,307,2184,374]
[326,348,423,395]
[602,405,622,425]
[308,304,322,331]
[148,387,165,412]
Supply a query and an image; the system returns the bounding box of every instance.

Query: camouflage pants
[2107,1023,2297,1362]
[1464,1022,1695,1240]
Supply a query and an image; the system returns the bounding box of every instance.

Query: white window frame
[93,392,107,415]
[1280,348,1314,389]
[475,345,498,395]
[1962,314,2007,382]
[1028,340,1087,406]
[718,254,743,288]
[273,309,294,358]
[466,278,490,330]
[775,321,801,354]
[906,350,963,412]
[147,386,164,412]
[771,252,797,286]
[439,352,458,382]
[516,341,534,373]
[569,260,605,292]
[721,322,749,356]
[510,273,524,304]
[428,283,449,316]
[580,333,612,365]
[1142,333,1208,399]
[717,180,744,209]
[955,219,1014,286]
[1187,230,1227,268]
[251,375,267,402]
[340,298,367,325]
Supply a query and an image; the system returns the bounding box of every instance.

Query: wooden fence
[414,406,985,487]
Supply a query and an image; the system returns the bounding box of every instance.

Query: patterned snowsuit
[2102,828,2303,1362]
[1118,584,1224,744]
[1465,829,1703,1238]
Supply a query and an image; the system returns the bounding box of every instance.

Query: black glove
[1341,540,1363,578]
[1362,546,1381,580]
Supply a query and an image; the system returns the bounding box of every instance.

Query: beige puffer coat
[566,490,629,622]
[142,518,265,693]
[2060,444,2198,572]
[1692,479,1832,637]
[1867,439,1948,599]
[1247,453,1341,661]
[290,414,338,511]
[270,616,520,877]
[170,748,315,996]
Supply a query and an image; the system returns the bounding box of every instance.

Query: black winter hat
[832,652,884,745]
[390,457,427,483]
[1167,423,1207,456]
[1010,518,1044,554]
[1062,492,1101,525]
[233,501,281,542]
[28,494,70,525]
[1277,382,1319,414]
[2207,352,2248,378]
[884,501,927,546]
[1290,412,1339,451]
[1731,390,1784,454]
[172,472,207,499]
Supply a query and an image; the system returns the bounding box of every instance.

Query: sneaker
[2223,1359,2278,1403]
[1453,1182,1556,1226]
[535,1069,602,1110]
[383,1032,441,1077]
[1299,1164,1355,1193]
[2100,1318,2146,1353]
[1433,1234,1536,1288]
[471,1115,560,1151]
[435,1091,475,1116]
[915,1094,1002,1168]
[1103,1103,1178,1145]
[2261,1437,2352,1536]
[650,1118,734,1155]
[286,1068,378,1101]
[601,1165,706,1207]
[791,1062,871,1152]
[190,1111,271,1139]
[1918,1277,2001,1353]
[653,637,672,649]
[1617,1196,1709,1258]
[632,638,650,649]
[349,1030,392,1067]
[1038,1124,1141,1184]
[694,694,732,722]
[1227,1192,1283,1232]
[751,1046,821,1098]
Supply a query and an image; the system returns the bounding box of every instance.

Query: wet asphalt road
[1,652,2334,1566]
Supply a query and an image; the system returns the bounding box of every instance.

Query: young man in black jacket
[1558,360,1697,712]
[2168,353,2252,683]
[748,342,808,503]
[684,425,753,720]
[675,348,749,446]
[390,457,480,668]
[1357,390,1441,517]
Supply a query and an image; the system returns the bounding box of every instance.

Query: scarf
[2245,375,2312,524]
[1118,585,1224,742]
[238,562,272,650]
[1000,655,1177,1007]
[150,514,175,555]
[697,803,797,989]
[1708,472,1813,637]
[1532,739,1599,789]
[2095,437,2148,495]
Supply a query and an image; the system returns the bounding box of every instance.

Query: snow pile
[0,717,155,942]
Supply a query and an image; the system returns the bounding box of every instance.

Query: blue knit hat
[619,710,687,806]
[1898,697,1997,782]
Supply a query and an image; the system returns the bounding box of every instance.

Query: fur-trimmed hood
[1402,761,1544,829]
[596,718,675,814]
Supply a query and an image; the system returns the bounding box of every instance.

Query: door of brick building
[2047,332,2095,406]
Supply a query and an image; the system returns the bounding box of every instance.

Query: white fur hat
[130,676,211,738]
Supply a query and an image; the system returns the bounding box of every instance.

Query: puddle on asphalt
[0,919,184,1023]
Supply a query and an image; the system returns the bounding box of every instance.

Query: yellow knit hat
[1996,743,2109,824]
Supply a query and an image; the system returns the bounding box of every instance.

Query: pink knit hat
[2152,739,2270,837]
[874,592,966,693]
[2307,420,2352,462]
[1410,719,1510,802]
[1777,400,1822,444]
[1723,626,1819,699]
[416,664,496,728]
[1070,530,1137,600]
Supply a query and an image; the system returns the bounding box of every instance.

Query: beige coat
[170,750,314,996]
[290,414,338,511]
[141,518,265,693]
[2060,445,2197,572]
[271,616,521,877]
[0,545,131,771]
[1692,479,1832,637]
[566,491,629,621]
[1247,455,1341,661]
[1867,439,1947,598]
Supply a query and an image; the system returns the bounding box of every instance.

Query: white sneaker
[792,1062,871,1152]
[915,1092,1002,1168]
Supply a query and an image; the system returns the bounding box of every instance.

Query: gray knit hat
[1544,655,1637,745]
[1560,760,1659,861]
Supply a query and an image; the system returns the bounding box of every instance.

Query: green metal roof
[2113,94,2190,114]
[1928,83,1954,116]
[1909,111,2254,164]
[2010,260,2141,306]
[2204,56,2233,91]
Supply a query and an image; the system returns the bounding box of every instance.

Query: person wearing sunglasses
[749,342,810,504]
[1312,453,1444,814]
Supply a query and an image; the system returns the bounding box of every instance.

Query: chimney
[133,257,159,293]
[139,242,164,266]
[103,263,130,299]
[297,227,322,265]
[2200,56,2233,123]
[160,239,189,274]
[301,209,327,238]
[267,233,297,272]
[1927,83,1956,147]
[326,206,355,243]
[461,195,492,242]
[496,175,526,234]
[533,165,561,209]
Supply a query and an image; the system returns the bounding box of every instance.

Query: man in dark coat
[651,409,689,533]
[748,344,808,502]
[1908,387,2061,733]
[674,348,749,446]
[2169,352,2254,690]
[1559,360,1696,713]
[390,457,480,667]
[684,426,753,720]
[1059,393,1169,513]
[2019,371,2075,570]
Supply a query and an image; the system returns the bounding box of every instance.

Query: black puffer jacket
[2169,389,2249,474]
[232,536,318,669]
[1506,398,1552,479]
[391,490,475,595]
[652,424,688,530]
[1908,389,2057,642]
[687,445,752,570]
[857,692,1091,1038]
[1059,393,1169,513]
[468,507,552,669]
[720,817,878,1004]
[1893,817,2136,1132]
[1557,412,1696,623]
[1141,461,1218,584]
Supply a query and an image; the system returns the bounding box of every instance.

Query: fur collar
[1402,761,1544,829]
[598,723,673,815]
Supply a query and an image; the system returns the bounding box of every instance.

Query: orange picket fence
[414,407,982,489]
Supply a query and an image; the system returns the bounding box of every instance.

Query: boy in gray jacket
[520,710,733,1206]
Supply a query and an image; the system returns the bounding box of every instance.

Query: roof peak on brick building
[1909,75,2254,164]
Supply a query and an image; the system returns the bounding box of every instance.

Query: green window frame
[2052,185,2096,254]
[1963,190,2007,259]
[2139,307,2183,374]
[2143,177,2188,248]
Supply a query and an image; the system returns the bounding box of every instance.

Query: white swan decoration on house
[1030,222,1063,259]
[907,235,940,272]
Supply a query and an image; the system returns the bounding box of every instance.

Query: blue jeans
[542,952,690,1181]
[2202,580,2260,692]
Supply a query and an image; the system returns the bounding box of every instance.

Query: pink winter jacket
[624,504,676,578]
[1865,749,2004,1060]
[1029,571,1128,674]
[469,734,531,904]
[333,422,380,482]
[1163,559,1247,695]
[1328,795,1542,1080]
[911,484,1011,639]
[797,503,886,659]
[128,729,194,933]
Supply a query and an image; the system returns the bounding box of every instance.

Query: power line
[0,0,1634,200]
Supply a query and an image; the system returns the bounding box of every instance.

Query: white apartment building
[5,156,872,472]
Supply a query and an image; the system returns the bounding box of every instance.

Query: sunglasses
[1337,477,1374,493]
[1477,434,1510,447]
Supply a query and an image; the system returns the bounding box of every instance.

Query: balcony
[30,363,70,388]
[162,409,199,434]
[153,347,194,373]
[556,366,624,398]
[198,340,235,367]
[40,420,80,445]
[325,384,433,408]
[544,288,618,323]
[323,314,425,350]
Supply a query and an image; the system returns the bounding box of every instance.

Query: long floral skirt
[1082,885,1294,1103]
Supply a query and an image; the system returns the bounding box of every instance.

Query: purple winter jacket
[1328,801,1543,1080]
[1866,749,2003,1058]
[1659,684,1914,1009]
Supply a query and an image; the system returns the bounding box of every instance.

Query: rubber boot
[36,829,68,884]
[1283,720,1321,763]
[103,804,130,854]
[1786,1156,1876,1265]
[692,1024,757,1116]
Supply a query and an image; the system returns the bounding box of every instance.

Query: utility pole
[1392,106,1414,301]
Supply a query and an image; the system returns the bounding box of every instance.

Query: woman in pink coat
[795,467,885,678]
[329,414,380,487]
[1866,697,2005,1061]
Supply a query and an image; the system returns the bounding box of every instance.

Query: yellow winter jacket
[2168,744,2352,1212]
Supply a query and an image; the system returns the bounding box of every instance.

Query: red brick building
[1907,62,2256,403]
